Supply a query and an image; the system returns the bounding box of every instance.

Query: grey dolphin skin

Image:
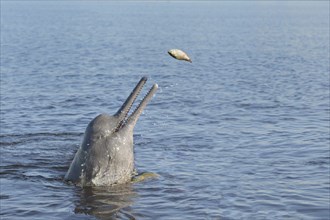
[65,77,158,186]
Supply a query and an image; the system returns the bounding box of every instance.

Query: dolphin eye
[93,135,102,141]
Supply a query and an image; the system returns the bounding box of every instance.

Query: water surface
[1,1,329,219]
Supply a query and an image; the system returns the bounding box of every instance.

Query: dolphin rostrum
[65,77,158,186]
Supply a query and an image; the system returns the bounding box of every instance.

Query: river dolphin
[65,77,158,186]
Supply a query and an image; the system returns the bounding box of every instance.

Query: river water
[1,1,329,219]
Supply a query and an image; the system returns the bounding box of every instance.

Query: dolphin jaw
[115,80,158,132]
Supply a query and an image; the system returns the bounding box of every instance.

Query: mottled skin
[168,49,192,63]
[65,77,158,186]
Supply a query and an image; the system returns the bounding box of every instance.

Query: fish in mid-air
[168,49,192,63]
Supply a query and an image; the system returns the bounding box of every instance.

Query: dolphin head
[65,77,158,186]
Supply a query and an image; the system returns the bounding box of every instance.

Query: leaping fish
[168,49,192,63]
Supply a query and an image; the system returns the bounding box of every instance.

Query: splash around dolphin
[65,77,158,186]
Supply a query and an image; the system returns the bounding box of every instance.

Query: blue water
[1,1,329,219]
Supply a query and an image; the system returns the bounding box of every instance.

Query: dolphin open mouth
[115,77,158,131]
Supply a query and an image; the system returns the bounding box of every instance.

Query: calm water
[1,1,329,219]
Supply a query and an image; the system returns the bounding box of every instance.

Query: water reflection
[74,184,137,220]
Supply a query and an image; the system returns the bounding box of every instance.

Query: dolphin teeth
[124,83,158,127]
[115,77,148,131]
[130,84,158,117]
